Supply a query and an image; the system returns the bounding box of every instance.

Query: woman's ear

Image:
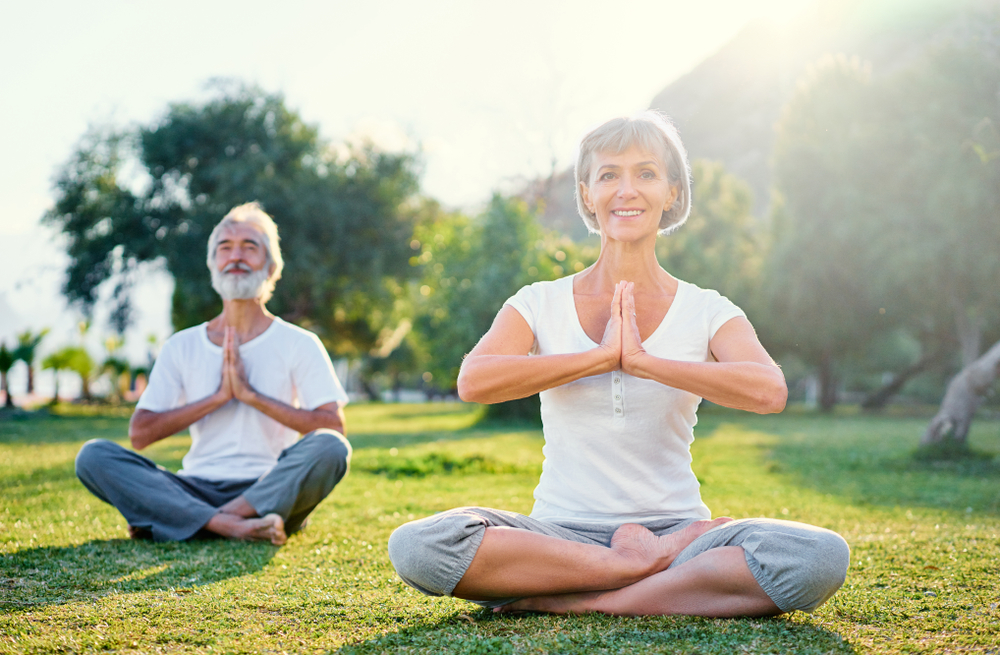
[664,184,679,211]
[579,181,595,214]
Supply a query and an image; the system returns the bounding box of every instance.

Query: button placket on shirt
[612,373,624,418]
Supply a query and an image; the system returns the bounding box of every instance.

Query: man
[76,202,350,545]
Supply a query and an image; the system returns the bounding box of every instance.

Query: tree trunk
[81,376,91,402]
[818,350,838,412]
[50,372,60,406]
[862,351,940,411]
[921,338,1000,448]
[1,371,11,408]
[953,300,983,367]
[26,365,34,394]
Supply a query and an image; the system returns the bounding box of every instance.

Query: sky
[0,0,814,397]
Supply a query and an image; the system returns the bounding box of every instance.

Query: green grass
[2,403,999,653]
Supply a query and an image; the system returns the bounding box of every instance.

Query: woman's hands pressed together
[598,281,651,378]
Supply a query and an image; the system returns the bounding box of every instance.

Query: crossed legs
[452,520,779,617]
[389,508,850,616]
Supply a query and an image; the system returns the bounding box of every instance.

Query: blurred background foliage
[35,0,1000,442]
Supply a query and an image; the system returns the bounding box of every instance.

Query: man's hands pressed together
[221,326,257,405]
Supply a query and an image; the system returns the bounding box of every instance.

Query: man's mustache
[222,262,253,274]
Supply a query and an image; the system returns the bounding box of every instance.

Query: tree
[922,338,1000,449]
[41,347,78,405]
[770,55,885,411]
[44,82,420,357]
[13,328,50,396]
[655,159,766,315]
[0,342,15,408]
[410,195,595,419]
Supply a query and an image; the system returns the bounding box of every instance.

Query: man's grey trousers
[388,507,850,613]
[75,429,350,542]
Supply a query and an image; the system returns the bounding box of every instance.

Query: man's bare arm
[129,392,231,450]
[238,396,346,435]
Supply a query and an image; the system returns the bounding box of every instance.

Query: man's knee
[75,439,119,481]
[301,429,351,475]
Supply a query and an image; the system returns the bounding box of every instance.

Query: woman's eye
[641,170,656,179]
[600,172,615,180]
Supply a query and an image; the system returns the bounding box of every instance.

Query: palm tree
[14,328,50,396]
[42,347,79,405]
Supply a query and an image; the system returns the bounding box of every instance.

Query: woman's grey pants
[388,507,850,613]
[75,430,350,542]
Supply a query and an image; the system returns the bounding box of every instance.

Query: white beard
[211,264,271,301]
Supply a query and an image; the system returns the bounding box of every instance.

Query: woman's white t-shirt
[136,317,348,480]
[504,274,745,524]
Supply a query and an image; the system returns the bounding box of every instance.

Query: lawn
[2,403,999,654]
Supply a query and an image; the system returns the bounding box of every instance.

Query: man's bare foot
[610,517,733,576]
[245,514,287,546]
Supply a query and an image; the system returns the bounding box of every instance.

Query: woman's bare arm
[457,289,624,405]
[620,282,787,414]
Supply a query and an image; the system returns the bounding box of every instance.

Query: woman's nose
[617,176,638,198]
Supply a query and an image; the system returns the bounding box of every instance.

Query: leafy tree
[13,329,50,396]
[770,55,885,411]
[44,82,420,357]
[411,195,595,420]
[656,159,766,315]
[41,347,77,405]
[0,342,15,408]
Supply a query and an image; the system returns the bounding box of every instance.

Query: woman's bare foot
[610,517,733,576]
[497,590,604,615]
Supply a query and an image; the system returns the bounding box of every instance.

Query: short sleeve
[503,282,542,334]
[707,292,747,339]
[291,333,349,410]
[136,338,186,412]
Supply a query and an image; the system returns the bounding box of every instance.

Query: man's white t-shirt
[504,274,745,524]
[137,317,349,480]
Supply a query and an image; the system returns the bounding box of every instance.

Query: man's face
[210,223,273,301]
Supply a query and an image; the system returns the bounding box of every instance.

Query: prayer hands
[219,327,256,404]
[598,281,648,376]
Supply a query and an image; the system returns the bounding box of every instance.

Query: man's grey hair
[206,202,284,303]
[574,111,692,235]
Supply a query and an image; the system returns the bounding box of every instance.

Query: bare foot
[610,517,733,576]
[498,591,603,615]
[245,513,287,546]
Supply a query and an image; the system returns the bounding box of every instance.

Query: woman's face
[580,145,678,242]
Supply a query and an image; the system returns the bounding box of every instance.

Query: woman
[388,112,849,617]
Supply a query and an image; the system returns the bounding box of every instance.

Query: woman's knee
[388,508,488,597]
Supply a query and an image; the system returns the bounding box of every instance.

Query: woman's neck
[578,235,675,296]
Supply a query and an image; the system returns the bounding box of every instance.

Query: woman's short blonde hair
[574,111,691,235]
[206,202,284,303]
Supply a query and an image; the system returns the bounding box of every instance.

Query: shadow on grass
[0,537,276,613]
[754,413,1000,516]
[339,609,856,654]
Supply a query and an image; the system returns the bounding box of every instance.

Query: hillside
[534,0,998,239]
